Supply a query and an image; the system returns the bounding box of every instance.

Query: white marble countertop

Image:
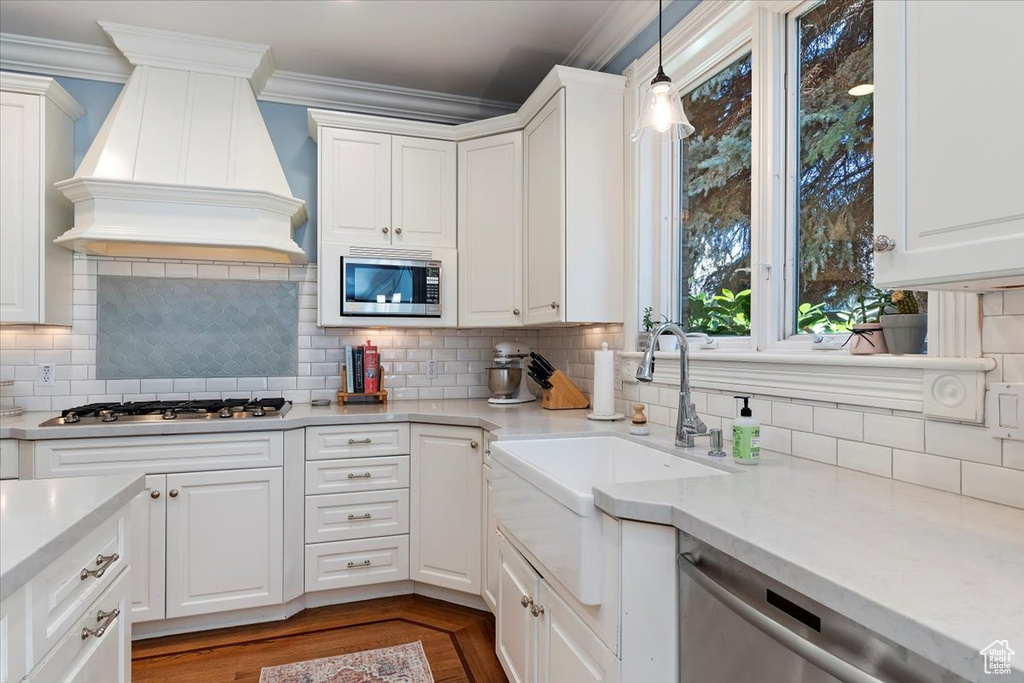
[0,474,145,602]
[2,400,1021,681]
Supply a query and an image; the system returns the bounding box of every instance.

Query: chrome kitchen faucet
[636,322,708,448]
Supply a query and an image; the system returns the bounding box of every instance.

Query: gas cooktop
[40,398,291,426]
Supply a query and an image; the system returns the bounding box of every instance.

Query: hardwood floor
[132,595,508,683]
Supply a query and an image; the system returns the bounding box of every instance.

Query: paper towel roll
[592,342,615,417]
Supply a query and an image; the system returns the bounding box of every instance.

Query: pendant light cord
[659,0,663,68]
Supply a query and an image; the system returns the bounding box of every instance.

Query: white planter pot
[657,335,680,352]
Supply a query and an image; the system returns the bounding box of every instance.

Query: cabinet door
[497,534,540,683]
[538,581,620,683]
[165,467,283,618]
[458,132,524,327]
[0,90,41,324]
[319,128,391,245]
[392,136,456,248]
[131,474,166,623]
[523,91,566,324]
[409,424,482,593]
[874,1,1024,289]
[482,463,498,612]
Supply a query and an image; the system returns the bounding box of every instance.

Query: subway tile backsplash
[0,254,540,408]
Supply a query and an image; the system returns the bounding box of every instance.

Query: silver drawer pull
[347,472,373,479]
[81,552,119,580]
[348,438,372,445]
[346,560,372,569]
[81,607,120,640]
[347,513,372,521]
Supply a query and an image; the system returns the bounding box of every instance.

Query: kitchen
[0,1,1022,682]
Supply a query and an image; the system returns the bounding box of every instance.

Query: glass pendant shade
[632,72,695,142]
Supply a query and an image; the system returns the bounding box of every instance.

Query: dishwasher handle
[679,553,883,683]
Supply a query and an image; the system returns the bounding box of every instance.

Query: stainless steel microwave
[341,256,441,317]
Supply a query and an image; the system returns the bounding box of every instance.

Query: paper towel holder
[587,342,624,421]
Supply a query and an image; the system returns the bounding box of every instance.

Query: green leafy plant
[642,306,655,333]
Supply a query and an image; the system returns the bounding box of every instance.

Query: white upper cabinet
[0,73,82,325]
[524,92,566,325]
[318,128,392,245]
[524,83,624,325]
[317,128,455,249]
[458,131,524,327]
[392,136,456,248]
[874,1,1024,290]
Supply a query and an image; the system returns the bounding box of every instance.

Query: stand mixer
[487,341,536,405]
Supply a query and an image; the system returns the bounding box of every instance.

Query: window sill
[617,350,996,422]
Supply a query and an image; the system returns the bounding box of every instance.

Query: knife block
[541,370,590,410]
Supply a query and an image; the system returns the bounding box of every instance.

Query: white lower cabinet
[131,474,167,623]
[497,534,620,683]
[305,535,410,591]
[482,462,498,611]
[29,569,131,683]
[165,467,284,618]
[410,424,483,593]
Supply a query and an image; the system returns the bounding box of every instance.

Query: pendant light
[631,0,695,142]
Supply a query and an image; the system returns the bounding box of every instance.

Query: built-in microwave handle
[679,554,883,683]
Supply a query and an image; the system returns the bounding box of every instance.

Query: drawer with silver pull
[28,568,130,682]
[306,425,410,460]
[304,535,409,592]
[305,489,410,543]
[28,505,128,666]
[305,456,409,494]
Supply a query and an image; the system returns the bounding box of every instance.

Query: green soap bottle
[732,395,760,465]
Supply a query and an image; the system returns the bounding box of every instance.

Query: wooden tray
[337,364,387,404]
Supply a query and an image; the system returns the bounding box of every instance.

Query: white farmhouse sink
[490,436,726,605]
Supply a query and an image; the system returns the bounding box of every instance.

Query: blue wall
[54,76,319,261]
[603,0,701,76]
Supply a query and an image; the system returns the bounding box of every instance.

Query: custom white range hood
[55,22,308,264]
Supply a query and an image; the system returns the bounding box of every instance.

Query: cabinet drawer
[305,536,409,592]
[33,432,284,478]
[305,456,409,494]
[306,489,409,543]
[29,506,128,667]
[306,424,410,459]
[29,568,130,683]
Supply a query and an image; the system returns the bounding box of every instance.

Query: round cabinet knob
[470,441,479,449]
[513,309,520,315]
[150,490,161,499]
[520,596,533,608]
[169,489,179,498]
[382,227,389,234]
[395,227,403,235]
[873,235,896,252]
[530,604,545,617]
[550,301,559,309]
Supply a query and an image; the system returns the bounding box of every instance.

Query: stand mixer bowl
[487,366,523,398]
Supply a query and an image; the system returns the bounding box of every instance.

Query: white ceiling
[0,0,625,103]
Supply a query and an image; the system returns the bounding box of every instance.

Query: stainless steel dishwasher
[677,532,963,683]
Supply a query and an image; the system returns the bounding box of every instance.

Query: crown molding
[0,70,84,119]
[262,70,517,125]
[565,0,663,71]
[0,32,131,82]
[0,31,519,124]
[98,21,275,95]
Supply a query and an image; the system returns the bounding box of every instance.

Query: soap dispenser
[732,396,760,465]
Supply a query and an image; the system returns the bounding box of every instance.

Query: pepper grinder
[630,403,650,436]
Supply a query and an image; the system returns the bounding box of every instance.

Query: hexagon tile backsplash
[96,276,298,378]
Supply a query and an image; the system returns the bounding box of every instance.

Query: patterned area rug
[258,641,435,683]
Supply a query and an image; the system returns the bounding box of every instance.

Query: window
[678,53,753,337]
[789,0,874,335]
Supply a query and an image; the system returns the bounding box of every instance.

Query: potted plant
[881,290,927,354]
[846,283,889,355]
[637,307,655,351]
[657,316,681,351]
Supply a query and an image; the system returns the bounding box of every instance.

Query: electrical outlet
[38,363,55,387]
[426,360,438,380]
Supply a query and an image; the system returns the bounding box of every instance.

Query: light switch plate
[987,382,1024,441]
